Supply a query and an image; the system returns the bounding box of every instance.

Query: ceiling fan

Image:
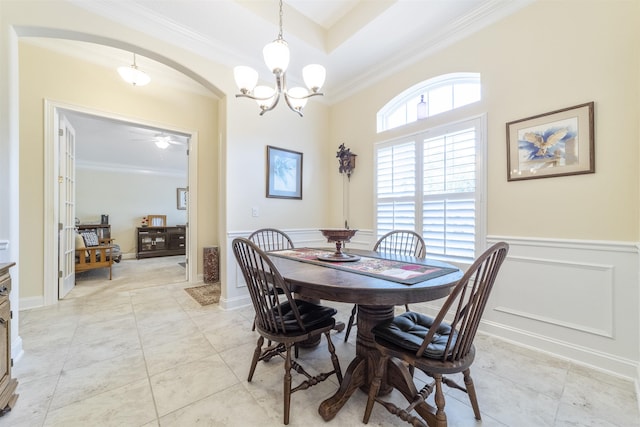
[129,128,186,149]
[152,133,183,149]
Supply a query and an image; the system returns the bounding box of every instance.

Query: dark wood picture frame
[506,102,594,181]
[266,146,303,199]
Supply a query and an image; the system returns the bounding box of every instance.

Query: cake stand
[318,229,360,262]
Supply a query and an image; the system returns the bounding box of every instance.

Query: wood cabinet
[136,226,186,259]
[0,263,18,416]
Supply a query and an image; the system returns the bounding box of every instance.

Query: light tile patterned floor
[5,256,639,426]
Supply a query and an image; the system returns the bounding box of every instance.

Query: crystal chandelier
[233,0,326,117]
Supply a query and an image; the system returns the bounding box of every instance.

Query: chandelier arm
[286,91,324,101]
[283,93,304,117]
[259,94,281,115]
[235,93,275,101]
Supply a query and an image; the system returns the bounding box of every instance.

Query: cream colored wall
[18,41,218,299]
[76,168,187,255]
[330,1,640,242]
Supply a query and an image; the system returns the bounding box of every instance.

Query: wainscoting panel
[223,232,639,378]
[494,255,614,337]
[484,236,639,378]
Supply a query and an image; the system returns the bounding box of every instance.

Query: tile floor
[4,256,639,426]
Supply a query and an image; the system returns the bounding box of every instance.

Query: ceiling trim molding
[329,0,534,103]
[76,160,187,178]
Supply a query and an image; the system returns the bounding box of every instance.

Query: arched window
[374,73,485,265]
[377,73,481,132]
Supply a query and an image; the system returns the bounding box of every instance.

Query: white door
[58,115,76,298]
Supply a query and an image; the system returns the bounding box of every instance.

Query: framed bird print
[506,102,594,181]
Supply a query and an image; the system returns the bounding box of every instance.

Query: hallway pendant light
[233,0,325,117]
[118,53,151,86]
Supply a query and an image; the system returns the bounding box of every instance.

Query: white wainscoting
[223,231,640,380]
[484,236,639,379]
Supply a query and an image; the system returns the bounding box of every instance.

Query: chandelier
[233,0,326,117]
[117,53,150,86]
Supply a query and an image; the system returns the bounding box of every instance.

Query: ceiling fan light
[156,138,169,150]
[302,64,325,92]
[287,87,308,110]
[263,39,290,75]
[233,66,258,93]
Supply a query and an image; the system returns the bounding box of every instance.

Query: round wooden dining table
[268,248,462,421]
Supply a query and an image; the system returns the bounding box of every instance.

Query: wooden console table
[136,226,186,259]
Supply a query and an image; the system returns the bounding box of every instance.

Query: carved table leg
[318,304,395,421]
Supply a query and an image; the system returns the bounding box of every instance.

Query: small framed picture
[177,188,187,210]
[506,102,594,181]
[266,146,303,199]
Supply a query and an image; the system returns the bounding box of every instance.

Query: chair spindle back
[416,241,509,361]
[232,238,304,334]
[374,230,426,258]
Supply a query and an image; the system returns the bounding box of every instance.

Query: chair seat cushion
[273,300,337,332]
[372,312,457,358]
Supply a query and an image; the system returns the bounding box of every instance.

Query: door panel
[58,115,76,298]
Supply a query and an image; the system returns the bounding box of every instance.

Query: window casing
[375,116,486,265]
[377,73,481,133]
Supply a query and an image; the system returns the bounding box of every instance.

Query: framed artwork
[266,145,303,199]
[506,102,594,181]
[177,188,187,210]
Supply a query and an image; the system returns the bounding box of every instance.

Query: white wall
[329,1,640,378]
[76,167,187,255]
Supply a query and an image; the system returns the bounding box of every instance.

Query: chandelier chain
[278,0,284,40]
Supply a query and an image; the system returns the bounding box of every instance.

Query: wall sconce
[337,143,357,180]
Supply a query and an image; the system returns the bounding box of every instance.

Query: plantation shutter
[376,141,416,236]
[375,117,482,264]
[423,127,476,262]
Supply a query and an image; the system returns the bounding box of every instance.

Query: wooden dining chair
[248,228,293,331]
[248,227,294,251]
[249,228,346,340]
[344,230,427,342]
[362,242,509,427]
[232,238,343,425]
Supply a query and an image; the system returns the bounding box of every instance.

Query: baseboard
[481,320,638,380]
[19,296,44,311]
[11,335,23,364]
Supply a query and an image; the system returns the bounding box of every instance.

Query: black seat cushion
[271,300,337,332]
[372,312,457,358]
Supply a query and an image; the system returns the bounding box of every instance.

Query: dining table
[267,247,463,422]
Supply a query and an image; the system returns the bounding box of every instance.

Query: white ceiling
[34,0,532,172]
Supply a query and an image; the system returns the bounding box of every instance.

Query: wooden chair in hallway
[363,242,509,427]
[344,230,427,342]
[232,237,343,425]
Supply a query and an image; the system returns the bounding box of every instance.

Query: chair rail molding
[485,235,639,379]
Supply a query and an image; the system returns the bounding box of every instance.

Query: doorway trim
[44,99,198,306]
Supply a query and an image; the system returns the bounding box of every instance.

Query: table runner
[269,248,458,285]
